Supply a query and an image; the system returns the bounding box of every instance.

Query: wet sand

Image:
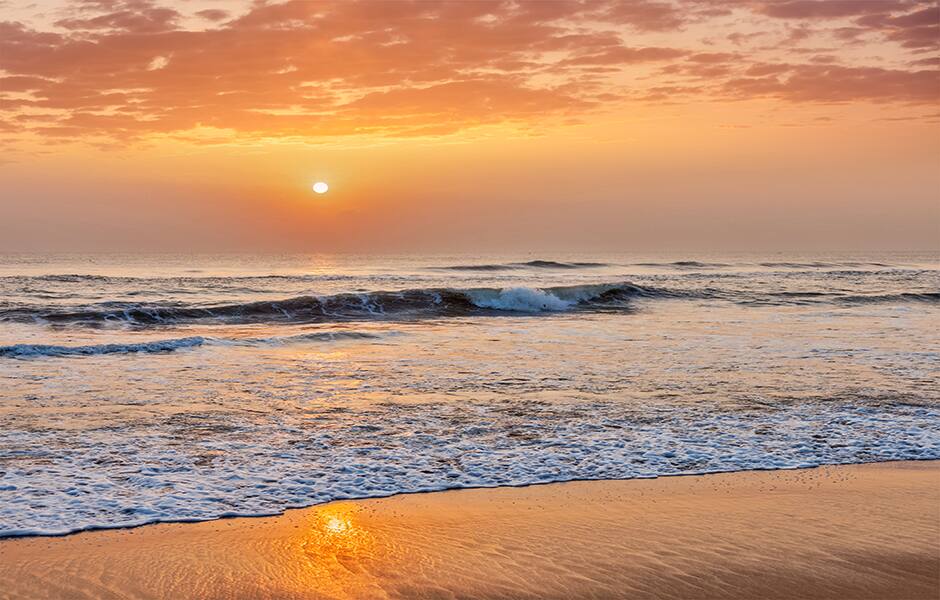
[0,461,937,600]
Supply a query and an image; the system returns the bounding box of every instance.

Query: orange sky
[1,0,938,252]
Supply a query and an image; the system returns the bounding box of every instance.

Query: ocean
[0,252,937,536]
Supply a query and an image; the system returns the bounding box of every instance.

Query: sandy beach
[1,461,937,600]
[3,0,938,596]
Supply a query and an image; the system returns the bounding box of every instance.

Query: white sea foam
[1,253,938,538]
[0,401,937,537]
[467,287,576,312]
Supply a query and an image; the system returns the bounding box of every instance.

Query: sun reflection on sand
[293,502,381,592]
[276,503,387,597]
[324,514,350,535]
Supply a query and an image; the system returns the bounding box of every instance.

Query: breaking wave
[1,282,935,329]
[0,283,655,327]
[0,283,940,328]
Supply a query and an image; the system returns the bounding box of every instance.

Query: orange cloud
[759,0,911,19]
[54,1,179,34]
[758,0,939,51]
[721,64,940,103]
[0,0,937,148]
[195,9,229,23]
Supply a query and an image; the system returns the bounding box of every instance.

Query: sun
[312,181,329,194]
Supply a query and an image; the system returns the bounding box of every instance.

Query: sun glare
[312,181,329,194]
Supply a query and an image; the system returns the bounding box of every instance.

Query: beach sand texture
[1,461,937,600]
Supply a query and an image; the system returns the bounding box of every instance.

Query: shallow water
[1,252,938,536]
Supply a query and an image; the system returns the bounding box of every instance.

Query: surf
[1,283,656,327]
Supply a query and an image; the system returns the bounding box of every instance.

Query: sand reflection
[0,466,937,599]
[289,502,384,596]
[303,502,375,555]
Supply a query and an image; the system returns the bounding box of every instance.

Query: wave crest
[3,281,933,329]
[3,283,649,327]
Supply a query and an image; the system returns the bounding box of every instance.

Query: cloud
[558,46,687,66]
[195,9,228,22]
[53,0,180,33]
[759,1,910,19]
[722,64,939,104]
[760,0,939,51]
[600,1,685,31]
[0,0,936,147]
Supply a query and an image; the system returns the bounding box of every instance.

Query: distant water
[1,253,938,536]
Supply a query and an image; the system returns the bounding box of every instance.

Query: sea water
[0,253,937,536]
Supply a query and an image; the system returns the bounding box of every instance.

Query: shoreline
[2,457,936,540]
[1,460,937,599]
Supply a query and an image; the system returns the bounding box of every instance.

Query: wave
[0,283,652,327]
[634,261,730,269]
[0,337,207,358]
[0,331,384,358]
[733,290,940,306]
[4,399,937,537]
[757,261,896,269]
[2,282,935,328]
[220,330,383,346]
[840,292,940,304]
[629,260,911,271]
[4,262,611,282]
[437,264,511,271]
[0,273,361,284]
[519,260,608,269]
[438,260,608,271]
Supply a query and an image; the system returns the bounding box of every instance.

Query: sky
[0,0,938,252]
